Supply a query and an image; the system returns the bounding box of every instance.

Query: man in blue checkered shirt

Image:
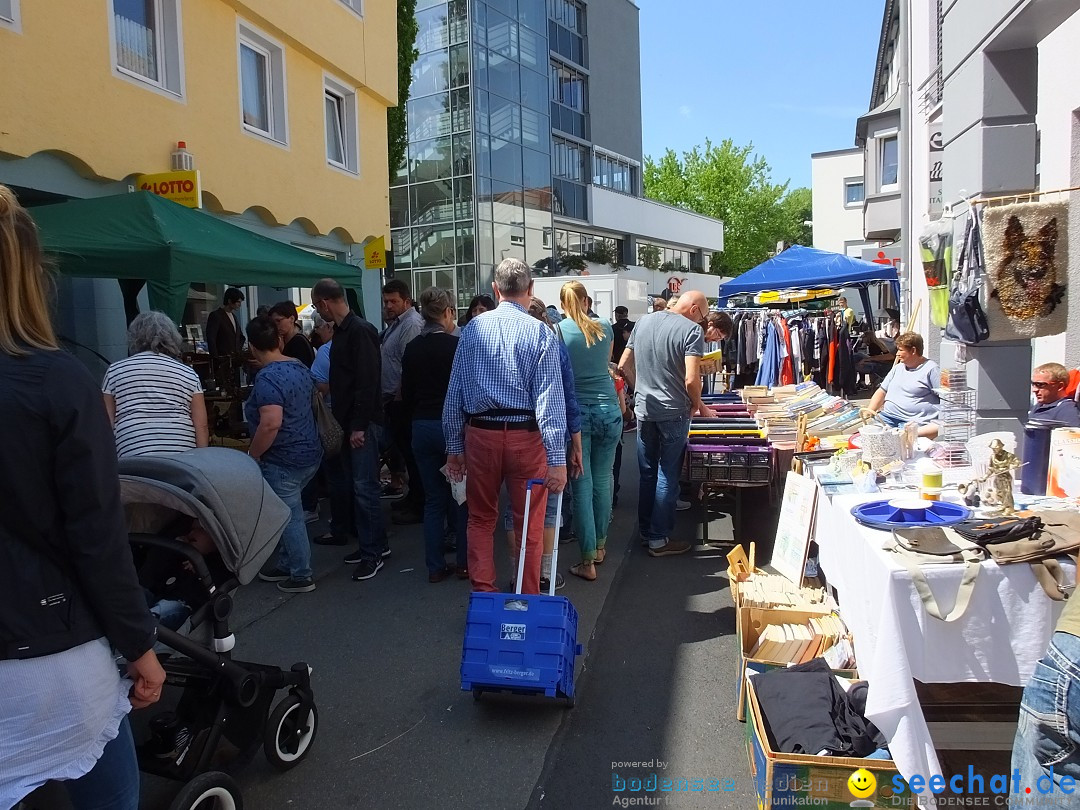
[444,258,568,594]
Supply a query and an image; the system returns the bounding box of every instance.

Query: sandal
[569,562,597,581]
[594,548,607,565]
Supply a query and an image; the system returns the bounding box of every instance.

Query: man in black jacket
[205,288,245,359]
[310,279,388,581]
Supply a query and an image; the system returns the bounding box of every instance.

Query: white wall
[810,150,871,255]
[588,186,725,252]
[1032,8,1080,368]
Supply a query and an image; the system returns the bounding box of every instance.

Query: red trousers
[464,426,548,594]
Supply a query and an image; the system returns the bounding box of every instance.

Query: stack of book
[735,571,834,612]
[748,613,854,667]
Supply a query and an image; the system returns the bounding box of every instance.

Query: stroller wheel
[264,694,319,771]
[168,771,242,810]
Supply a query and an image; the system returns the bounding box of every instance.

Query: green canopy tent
[30,191,364,322]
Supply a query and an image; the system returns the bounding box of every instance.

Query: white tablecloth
[812,488,1072,785]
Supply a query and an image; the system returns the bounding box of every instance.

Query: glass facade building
[391,0,554,307]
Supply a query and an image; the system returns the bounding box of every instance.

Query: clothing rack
[943,183,1080,213]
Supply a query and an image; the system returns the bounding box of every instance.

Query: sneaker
[648,540,692,557]
[380,483,405,500]
[676,499,692,511]
[258,563,290,582]
[352,558,384,581]
[381,547,392,559]
[344,550,363,564]
[304,510,319,524]
[540,573,566,592]
[278,577,315,593]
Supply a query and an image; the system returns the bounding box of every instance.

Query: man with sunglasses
[1029,363,1080,426]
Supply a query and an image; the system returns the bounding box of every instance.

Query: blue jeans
[262,460,320,580]
[637,417,690,547]
[1011,632,1080,805]
[63,717,139,810]
[570,401,623,561]
[338,425,388,562]
[412,419,468,575]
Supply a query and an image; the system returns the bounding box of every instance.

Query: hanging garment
[779,318,795,386]
[754,321,782,387]
[837,324,857,398]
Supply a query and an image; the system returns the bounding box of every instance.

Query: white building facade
[810,147,875,257]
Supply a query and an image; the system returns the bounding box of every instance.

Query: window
[339,0,362,16]
[238,23,287,144]
[844,179,865,207]
[879,136,899,190]
[324,77,358,173]
[0,0,21,32]
[551,62,586,112]
[593,150,637,195]
[111,0,183,95]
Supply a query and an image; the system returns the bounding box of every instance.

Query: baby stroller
[119,448,318,810]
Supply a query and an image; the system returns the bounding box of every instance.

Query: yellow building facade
[0,0,396,357]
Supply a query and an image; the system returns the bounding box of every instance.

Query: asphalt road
[24,440,776,810]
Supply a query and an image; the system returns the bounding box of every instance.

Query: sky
[638,0,884,190]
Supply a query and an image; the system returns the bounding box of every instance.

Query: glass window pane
[476,220,495,267]
[408,93,451,140]
[390,187,409,229]
[449,0,468,44]
[410,180,454,226]
[518,24,545,71]
[487,0,516,21]
[522,147,550,192]
[472,0,486,48]
[487,10,517,59]
[391,228,413,268]
[520,67,548,112]
[487,52,520,101]
[240,44,269,132]
[457,265,477,307]
[391,152,409,187]
[476,175,493,221]
[114,0,159,81]
[416,0,444,10]
[521,107,545,149]
[411,49,450,98]
[325,93,345,165]
[452,132,472,176]
[489,139,522,185]
[475,133,492,180]
[414,224,457,267]
[474,88,489,135]
[845,181,864,204]
[519,0,545,33]
[881,138,899,186]
[415,4,449,53]
[489,94,521,143]
[454,175,473,219]
[409,136,452,182]
[456,223,474,264]
[451,86,471,132]
[491,180,524,225]
[450,43,470,88]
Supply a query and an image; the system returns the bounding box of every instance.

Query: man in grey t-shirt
[619,291,715,557]
[866,331,941,438]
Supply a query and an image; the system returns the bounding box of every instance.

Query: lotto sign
[137,170,201,208]
[364,236,387,270]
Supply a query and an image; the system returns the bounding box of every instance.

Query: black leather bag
[945,209,990,345]
[951,515,1043,546]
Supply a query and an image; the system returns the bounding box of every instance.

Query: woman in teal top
[558,281,623,581]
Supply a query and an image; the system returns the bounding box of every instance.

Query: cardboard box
[735,606,852,722]
[745,677,915,809]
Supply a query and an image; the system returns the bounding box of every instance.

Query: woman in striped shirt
[102,312,209,458]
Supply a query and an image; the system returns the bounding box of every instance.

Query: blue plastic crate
[460,591,582,702]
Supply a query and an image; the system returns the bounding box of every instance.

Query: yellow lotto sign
[137,170,202,208]
[364,236,387,270]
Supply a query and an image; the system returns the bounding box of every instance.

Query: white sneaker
[304,510,319,524]
[676,499,691,511]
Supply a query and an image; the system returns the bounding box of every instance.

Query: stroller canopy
[119,448,290,585]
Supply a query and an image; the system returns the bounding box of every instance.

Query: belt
[469,418,539,431]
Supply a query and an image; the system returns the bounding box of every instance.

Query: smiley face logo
[848,768,877,799]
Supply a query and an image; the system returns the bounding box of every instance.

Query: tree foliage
[637,243,661,270]
[388,0,419,182]
[643,139,813,276]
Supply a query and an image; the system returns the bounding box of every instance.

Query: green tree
[637,243,661,270]
[388,0,419,181]
[643,139,812,276]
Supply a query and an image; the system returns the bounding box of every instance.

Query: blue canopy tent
[717,245,900,323]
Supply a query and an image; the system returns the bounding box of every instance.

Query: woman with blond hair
[0,185,164,808]
[558,280,622,581]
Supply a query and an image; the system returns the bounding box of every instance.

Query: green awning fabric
[31,191,362,321]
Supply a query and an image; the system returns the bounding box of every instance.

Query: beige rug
[981,200,1069,339]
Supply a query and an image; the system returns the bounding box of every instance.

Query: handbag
[889,528,986,621]
[983,511,1080,601]
[312,388,343,457]
[944,209,991,344]
[951,515,1044,546]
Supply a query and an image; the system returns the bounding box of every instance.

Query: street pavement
[26,438,774,810]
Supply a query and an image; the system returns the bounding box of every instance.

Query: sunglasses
[1031,380,1055,390]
